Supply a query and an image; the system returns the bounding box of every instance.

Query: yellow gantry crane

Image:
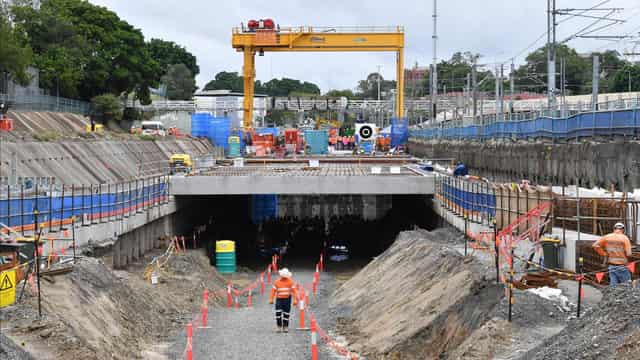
[232,24,405,129]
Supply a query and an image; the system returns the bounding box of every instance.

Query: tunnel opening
[175,194,439,270]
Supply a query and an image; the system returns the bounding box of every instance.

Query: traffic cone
[260,275,265,295]
[312,278,317,295]
[201,289,209,327]
[311,317,318,360]
[186,323,193,360]
[247,290,252,308]
[267,265,272,285]
[296,287,309,331]
[227,283,232,308]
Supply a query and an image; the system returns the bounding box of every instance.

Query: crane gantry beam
[232,25,405,129]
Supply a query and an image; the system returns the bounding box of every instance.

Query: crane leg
[396,49,405,119]
[243,48,256,129]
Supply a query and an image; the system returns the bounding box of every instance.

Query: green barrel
[216,240,236,274]
[228,136,241,158]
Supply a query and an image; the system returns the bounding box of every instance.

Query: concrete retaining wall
[409,139,640,191]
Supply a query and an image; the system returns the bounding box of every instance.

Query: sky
[89,0,640,93]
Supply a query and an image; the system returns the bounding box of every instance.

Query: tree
[91,93,122,122]
[611,63,640,93]
[204,72,321,97]
[161,64,196,100]
[203,71,243,92]
[325,89,355,98]
[12,0,161,102]
[356,72,395,99]
[0,11,33,86]
[147,39,199,77]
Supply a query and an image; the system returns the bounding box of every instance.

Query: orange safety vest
[270,277,298,302]
[593,232,632,265]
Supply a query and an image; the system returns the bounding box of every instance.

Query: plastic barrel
[215,240,236,274]
[191,113,212,137]
[228,136,241,158]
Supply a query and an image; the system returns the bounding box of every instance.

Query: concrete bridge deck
[170,157,435,195]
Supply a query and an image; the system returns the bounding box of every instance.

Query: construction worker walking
[269,268,298,333]
[592,222,633,287]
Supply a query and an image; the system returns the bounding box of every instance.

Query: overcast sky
[89,0,640,93]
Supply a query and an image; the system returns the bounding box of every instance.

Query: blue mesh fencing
[410,108,640,140]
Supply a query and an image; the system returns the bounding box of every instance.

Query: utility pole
[431,0,438,121]
[495,65,504,122]
[547,0,557,110]
[466,73,471,115]
[592,54,599,111]
[510,60,515,116]
[472,61,478,121]
[377,65,381,101]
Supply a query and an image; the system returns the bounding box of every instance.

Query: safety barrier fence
[435,176,496,225]
[410,108,640,140]
[0,175,170,235]
[1,93,91,115]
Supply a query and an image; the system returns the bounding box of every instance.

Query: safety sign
[0,269,16,308]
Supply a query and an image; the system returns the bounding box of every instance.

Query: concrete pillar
[125,232,133,267]
[113,238,122,269]
[133,228,140,261]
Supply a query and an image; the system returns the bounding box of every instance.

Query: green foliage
[91,94,122,122]
[122,107,142,121]
[0,11,33,85]
[33,130,61,141]
[357,72,395,99]
[12,0,162,102]
[324,89,356,98]
[147,39,199,77]
[611,64,640,93]
[204,72,321,97]
[161,64,196,100]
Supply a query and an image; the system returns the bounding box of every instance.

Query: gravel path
[171,266,339,360]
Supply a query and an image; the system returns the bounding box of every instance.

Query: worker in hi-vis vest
[593,222,632,287]
[269,268,298,333]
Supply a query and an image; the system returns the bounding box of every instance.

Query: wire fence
[1,93,90,115]
[0,175,170,236]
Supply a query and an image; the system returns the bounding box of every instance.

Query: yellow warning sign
[0,269,16,308]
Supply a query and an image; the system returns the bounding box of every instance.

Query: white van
[140,121,166,136]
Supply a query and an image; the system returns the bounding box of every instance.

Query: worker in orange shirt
[592,222,633,287]
[269,268,298,332]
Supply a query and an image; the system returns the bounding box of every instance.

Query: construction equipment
[232,23,405,129]
[169,154,193,175]
[0,243,33,284]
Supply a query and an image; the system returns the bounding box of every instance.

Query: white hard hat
[614,222,625,229]
[279,268,292,278]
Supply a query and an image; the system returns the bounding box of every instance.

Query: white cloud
[89,0,640,92]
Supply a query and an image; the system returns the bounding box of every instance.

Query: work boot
[283,327,289,333]
[275,326,282,333]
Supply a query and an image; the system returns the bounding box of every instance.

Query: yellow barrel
[215,240,236,273]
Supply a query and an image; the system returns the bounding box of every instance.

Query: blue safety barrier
[410,108,640,140]
[0,180,169,231]
[440,179,495,218]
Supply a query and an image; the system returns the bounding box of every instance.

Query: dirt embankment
[1,249,227,360]
[527,285,640,360]
[331,229,502,359]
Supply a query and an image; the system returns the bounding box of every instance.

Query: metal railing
[0,175,170,236]
[1,93,90,115]
[233,25,404,34]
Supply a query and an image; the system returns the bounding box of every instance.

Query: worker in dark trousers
[269,268,298,333]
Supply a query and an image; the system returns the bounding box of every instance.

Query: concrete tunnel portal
[174,194,439,267]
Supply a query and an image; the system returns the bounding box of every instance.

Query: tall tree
[357,72,395,99]
[12,0,161,102]
[161,63,196,100]
[147,39,199,77]
[0,10,33,86]
[204,72,321,97]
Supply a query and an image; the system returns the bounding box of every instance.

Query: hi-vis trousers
[275,297,292,328]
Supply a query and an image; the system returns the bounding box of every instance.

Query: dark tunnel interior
[175,195,438,269]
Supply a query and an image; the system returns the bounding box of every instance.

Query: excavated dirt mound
[331,229,501,359]
[527,284,640,360]
[1,249,226,359]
